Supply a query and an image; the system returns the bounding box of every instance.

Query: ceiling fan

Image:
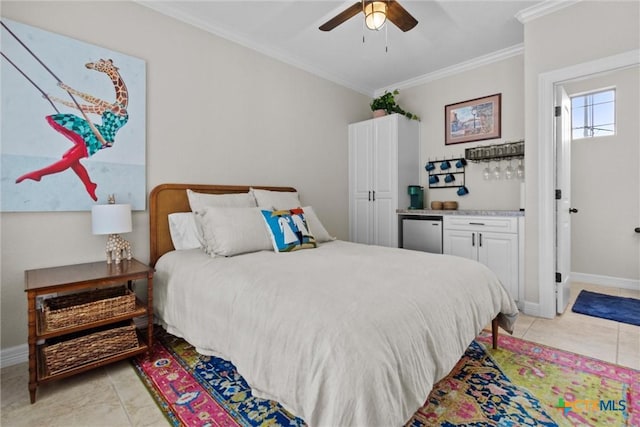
[319,0,418,32]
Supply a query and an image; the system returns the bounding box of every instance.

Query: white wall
[564,66,640,281]
[399,55,525,210]
[522,1,640,305]
[0,1,370,350]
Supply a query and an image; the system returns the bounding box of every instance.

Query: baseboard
[522,301,543,318]
[1,344,28,369]
[571,272,640,291]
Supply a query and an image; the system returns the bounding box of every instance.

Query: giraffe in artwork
[48,59,128,119]
[15,59,130,201]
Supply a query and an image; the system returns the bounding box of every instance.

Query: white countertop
[397,209,524,217]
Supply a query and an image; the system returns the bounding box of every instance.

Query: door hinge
[555,272,562,283]
[555,189,561,200]
[555,106,562,117]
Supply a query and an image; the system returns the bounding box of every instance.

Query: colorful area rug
[572,290,640,327]
[132,328,639,426]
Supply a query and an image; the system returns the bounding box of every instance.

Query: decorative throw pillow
[261,208,317,252]
[187,189,256,213]
[301,206,335,243]
[168,212,203,250]
[250,188,301,210]
[197,207,273,257]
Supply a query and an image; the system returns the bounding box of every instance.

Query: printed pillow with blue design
[261,208,317,252]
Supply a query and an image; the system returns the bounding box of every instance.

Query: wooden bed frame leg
[491,317,499,349]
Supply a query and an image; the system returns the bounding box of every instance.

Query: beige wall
[0,1,370,350]
[565,66,640,281]
[523,1,640,304]
[399,55,525,210]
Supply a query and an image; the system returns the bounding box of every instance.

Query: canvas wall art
[1,18,146,211]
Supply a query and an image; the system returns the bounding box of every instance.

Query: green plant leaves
[369,89,420,121]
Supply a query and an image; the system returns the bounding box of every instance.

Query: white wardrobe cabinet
[443,216,520,300]
[348,114,419,247]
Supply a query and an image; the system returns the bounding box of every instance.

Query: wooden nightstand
[25,258,154,403]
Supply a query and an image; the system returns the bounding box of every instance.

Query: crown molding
[379,44,524,96]
[133,1,375,96]
[515,0,581,23]
[134,1,536,98]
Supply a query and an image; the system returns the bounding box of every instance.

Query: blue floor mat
[572,290,640,326]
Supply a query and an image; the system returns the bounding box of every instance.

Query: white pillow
[196,206,272,256]
[168,212,203,250]
[187,189,256,213]
[250,188,301,210]
[302,206,335,243]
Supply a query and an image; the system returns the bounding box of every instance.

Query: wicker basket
[42,324,139,375]
[43,286,136,331]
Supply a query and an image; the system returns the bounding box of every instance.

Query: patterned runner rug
[132,329,638,426]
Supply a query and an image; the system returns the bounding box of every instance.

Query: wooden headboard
[149,183,297,266]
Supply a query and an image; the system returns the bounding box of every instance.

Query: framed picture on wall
[445,93,501,145]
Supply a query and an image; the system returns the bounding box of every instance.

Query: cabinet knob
[635,227,640,233]
[569,208,578,214]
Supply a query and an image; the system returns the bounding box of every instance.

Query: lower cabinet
[443,216,520,300]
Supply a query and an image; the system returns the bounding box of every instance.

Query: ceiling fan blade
[386,1,418,32]
[319,2,362,31]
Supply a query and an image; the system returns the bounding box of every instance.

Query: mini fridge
[402,217,443,254]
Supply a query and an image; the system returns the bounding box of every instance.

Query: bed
[149,183,519,427]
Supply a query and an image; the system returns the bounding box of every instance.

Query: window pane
[571,96,585,108]
[572,109,584,129]
[593,124,614,137]
[570,89,615,140]
[593,90,615,104]
[593,103,615,125]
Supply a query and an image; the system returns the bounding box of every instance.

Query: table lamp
[91,197,133,264]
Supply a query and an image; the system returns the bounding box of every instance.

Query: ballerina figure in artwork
[15,58,129,201]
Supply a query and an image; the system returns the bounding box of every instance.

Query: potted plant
[370,89,420,120]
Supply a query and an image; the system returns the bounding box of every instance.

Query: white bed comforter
[154,240,518,427]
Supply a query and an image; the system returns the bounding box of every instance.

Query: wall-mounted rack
[465,140,524,162]
[425,157,466,189]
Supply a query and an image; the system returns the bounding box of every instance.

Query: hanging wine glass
[493,160,502,180]
[505,159,515,180]
[483,161,491,180]
[516,159,525,180]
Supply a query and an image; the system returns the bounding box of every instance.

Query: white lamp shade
[91,204,132,235]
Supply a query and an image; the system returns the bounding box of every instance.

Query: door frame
[536,49,639,318]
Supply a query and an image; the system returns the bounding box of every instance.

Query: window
[570,89,615,139]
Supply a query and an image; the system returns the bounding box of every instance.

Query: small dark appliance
[408,185,424,209]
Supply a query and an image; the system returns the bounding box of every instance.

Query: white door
[372,116,398,247]
[555,85,572,314]
[349,121,374,244]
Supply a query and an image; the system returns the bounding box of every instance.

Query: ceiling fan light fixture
[364,1,387,31]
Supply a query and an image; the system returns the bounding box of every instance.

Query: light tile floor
[2,282,638,426]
